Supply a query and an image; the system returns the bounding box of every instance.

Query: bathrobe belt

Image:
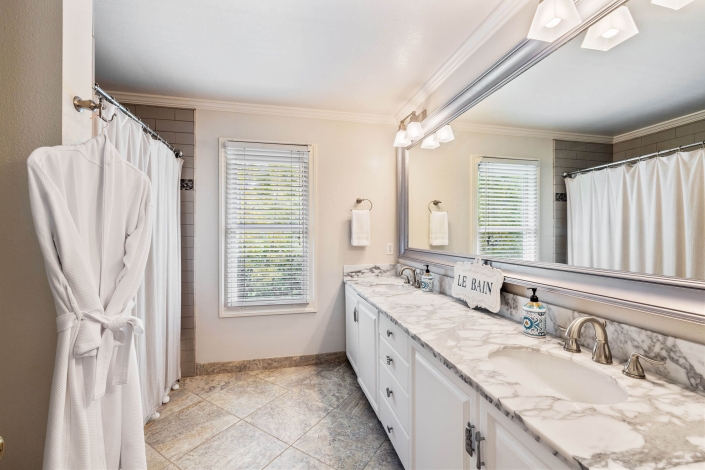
[56,300,144,401]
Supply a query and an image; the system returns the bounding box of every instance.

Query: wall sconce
[581,6,638,51]
[393,123,411,147]
[392,110,426,147]
[435,125,455,143]
[527,0,582,43]
[421,134,440,150]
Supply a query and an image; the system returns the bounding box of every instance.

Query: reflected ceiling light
[651,0,694,10]
[393,123,411,147]
[435,125,455,143]
[406,112,424,141]
[421,134,440,150]
[581,6,638,52]
[527,0,582,43]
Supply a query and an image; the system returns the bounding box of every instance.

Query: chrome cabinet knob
[386,425,393,433]
[623,352,666,379]
[386,355,393,365]
[386,329,393,337]
[386,387,393,397]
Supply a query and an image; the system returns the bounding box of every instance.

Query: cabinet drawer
[379,393,409,469]
[379,359,409,434]
[379,314,408,361]
[380,337,409,394]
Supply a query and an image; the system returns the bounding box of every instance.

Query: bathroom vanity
[344,268,705,470]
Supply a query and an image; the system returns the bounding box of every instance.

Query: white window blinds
[224,141,310,307]
[477,158,539,261]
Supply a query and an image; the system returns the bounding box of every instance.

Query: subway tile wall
[552,140,613,264]
[613,118,705,162]
[124,104,197,377]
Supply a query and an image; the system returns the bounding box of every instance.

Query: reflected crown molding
[106,91,397,126]
[451,121,614,144]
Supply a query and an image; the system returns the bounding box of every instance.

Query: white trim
[218,138,318,318]
[452,121,614,144]
[613,109,705,143]
[394,0,531,123]
[109,91,396,126]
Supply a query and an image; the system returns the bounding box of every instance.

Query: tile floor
[145,361,405,470]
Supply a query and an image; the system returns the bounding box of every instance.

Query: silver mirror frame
[397,0,705,333]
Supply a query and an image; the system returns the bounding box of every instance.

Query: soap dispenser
[523,288,546,337]
[421,265,434,292]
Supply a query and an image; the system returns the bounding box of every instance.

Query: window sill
[219,305,317,318]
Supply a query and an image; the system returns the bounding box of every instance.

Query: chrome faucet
[400,266,419,288]
[563,316,612,364]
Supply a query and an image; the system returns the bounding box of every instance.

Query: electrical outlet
[386,243,394,255]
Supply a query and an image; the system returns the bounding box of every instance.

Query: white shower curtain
[101,103,183,422]
[566,148,705,280]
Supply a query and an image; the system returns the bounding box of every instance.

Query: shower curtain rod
[563,139,705,178]
[92,84,182,158]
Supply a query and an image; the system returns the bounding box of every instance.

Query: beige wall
[0,1,92,468]
[613,118,705,162]
[194,111,397,364]
[408,131,554,262]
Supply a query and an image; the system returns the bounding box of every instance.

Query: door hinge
[465,422,475,456]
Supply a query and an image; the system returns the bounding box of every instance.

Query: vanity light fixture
[435,125,455,143]
[406,112,424,141]
[527,0,582,43]
[651,0,694,9]
[393,123,411,147]
[421,134,440,150]
[581,6,638,51]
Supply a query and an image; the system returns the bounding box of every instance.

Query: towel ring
[354,198,372,211]
[428,200,442,213]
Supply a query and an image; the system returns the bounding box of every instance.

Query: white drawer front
[380,337,409,394]
[379,359,409,434]
[379,314,408,361]
[379,393,409,469]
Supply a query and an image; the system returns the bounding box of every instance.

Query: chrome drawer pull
[386,387,393,397]
[386,425,393,433]
[386,355,393,365]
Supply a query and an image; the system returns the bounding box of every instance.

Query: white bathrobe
[27,135,152,470]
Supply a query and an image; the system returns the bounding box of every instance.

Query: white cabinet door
[357,299,379,412]
[413,349,473,470]
[345,287,359,373]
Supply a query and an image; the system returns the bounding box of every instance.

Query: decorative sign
[451,258,504,313]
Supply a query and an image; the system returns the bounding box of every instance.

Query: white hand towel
[430,211,448,246]
[351,210,370,246]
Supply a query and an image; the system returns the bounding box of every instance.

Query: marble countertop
[344,274,705,470]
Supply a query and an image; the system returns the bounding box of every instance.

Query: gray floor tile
[245,391,333,444]
[364,441,404,470]
[174,420,287,470]
[183,372,252,398]
[207,374,287,418]
[156,387,202,421]
[290,363,360,407]
[256,363,342,389]
[146,443,171,470]
[145,401,238,461]
[265,447,335,470]
[336,390,378,422]
[293,409,388,470]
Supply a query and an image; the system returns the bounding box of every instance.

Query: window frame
[218,138,317,318]
[472,155,541,262]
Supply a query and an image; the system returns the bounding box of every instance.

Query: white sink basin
[488,348,628,405]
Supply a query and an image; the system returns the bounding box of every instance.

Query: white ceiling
[458,0,705,137]
[94,0,505,116]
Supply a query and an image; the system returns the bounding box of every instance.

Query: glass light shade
[651,0,694,10]
[406,121,424,141]
[527,0,582,43]
[435,125,455,143]
[393,129,411,147]
[581,6,638,52]
[421,134,440,150]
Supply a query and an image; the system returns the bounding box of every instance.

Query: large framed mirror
[399,0,705,330]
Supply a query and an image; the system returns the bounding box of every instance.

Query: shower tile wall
[613,118,705,162]
[552,140,613,264]
[125,104,197,377]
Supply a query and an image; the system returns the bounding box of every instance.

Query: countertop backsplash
[344,263,705,393]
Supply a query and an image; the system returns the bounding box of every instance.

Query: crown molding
[394,0,531,123]
[106,91,397,126]
[613,109,705,143]
[451,121,614,144]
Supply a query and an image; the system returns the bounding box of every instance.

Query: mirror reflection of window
[477,158,539,261]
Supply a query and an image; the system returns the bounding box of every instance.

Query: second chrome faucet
[563,316,613,364]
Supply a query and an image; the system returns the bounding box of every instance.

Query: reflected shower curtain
[566,149,705,280]
[101,103,183,422]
